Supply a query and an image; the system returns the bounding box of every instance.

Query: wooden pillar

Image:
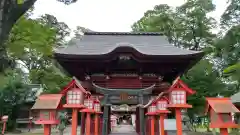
[159,115,165,135]
[108,106,111,134]
[72,108,78,135]
[136,107,139,133]
[102,105,109,135]
[150,116,155,135]
[43,124,51,135]
[220,128,228,135]
[175,108,182,135]
[95,114,99,135]
[139,94,145,135]
[86,113,91,135]
[81,112,86,135]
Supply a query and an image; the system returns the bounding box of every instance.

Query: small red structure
[146,100,158,135]
[206,97,240,135]
[31,94,62,135]
[60,78,88,135]
[155,96,170,135]
[93,98,103,135]
[1,115,8,135]
[81,95,96,135]
[167,77,195,135]
[146,96,170,135]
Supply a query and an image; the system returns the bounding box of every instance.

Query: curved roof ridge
[84,31,164,36]
[55,32,204,56]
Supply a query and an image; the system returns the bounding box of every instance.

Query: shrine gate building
[54,32,204,135]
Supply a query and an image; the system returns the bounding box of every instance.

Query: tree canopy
[132,0,240,119]
[0,0,77,73]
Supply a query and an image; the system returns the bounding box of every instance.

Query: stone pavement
[110,124,138,135]
[6,124,180,135]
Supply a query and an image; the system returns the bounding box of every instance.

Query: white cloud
[32,0,228,32]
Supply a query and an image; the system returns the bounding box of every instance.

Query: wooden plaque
[120,93,128,101]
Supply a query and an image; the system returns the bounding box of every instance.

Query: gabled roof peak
[168,77,195,95]
[60,77,87,95]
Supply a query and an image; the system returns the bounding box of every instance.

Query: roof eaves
[84,32,164,36]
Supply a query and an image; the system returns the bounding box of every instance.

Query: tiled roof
[31,94,62,110]
[55,32,203,56]
[206,98,239,113]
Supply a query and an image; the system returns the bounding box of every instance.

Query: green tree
[182,60,226,117]
[36,14,71,47]
[0,69,32,130]
[213,0,240,90]
[0,0,77,72]
[132,0,226,122]
[132,0,216,51]
[6,14,71,93]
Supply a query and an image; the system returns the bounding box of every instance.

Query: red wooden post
[175,109,182,135]
[81,113,85,135]
[86,113,91,135]
[1,115,8,135]
[44,124,51,135]
[159,115,165,135]
[220,129,228,135]
[150,116,155,135]
[95,114,99,135]
[72,109,78,135]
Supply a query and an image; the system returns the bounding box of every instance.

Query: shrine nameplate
[120,93,128,101]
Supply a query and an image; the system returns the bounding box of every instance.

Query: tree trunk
[0,0,37,71]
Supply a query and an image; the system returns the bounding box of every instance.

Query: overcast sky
[32,0,228,32]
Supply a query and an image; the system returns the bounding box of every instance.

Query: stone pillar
[139,94,145,135]
[108,106,111,134]
[102,95,110,135]
[102,105,110,135]
[136,107,139,133]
